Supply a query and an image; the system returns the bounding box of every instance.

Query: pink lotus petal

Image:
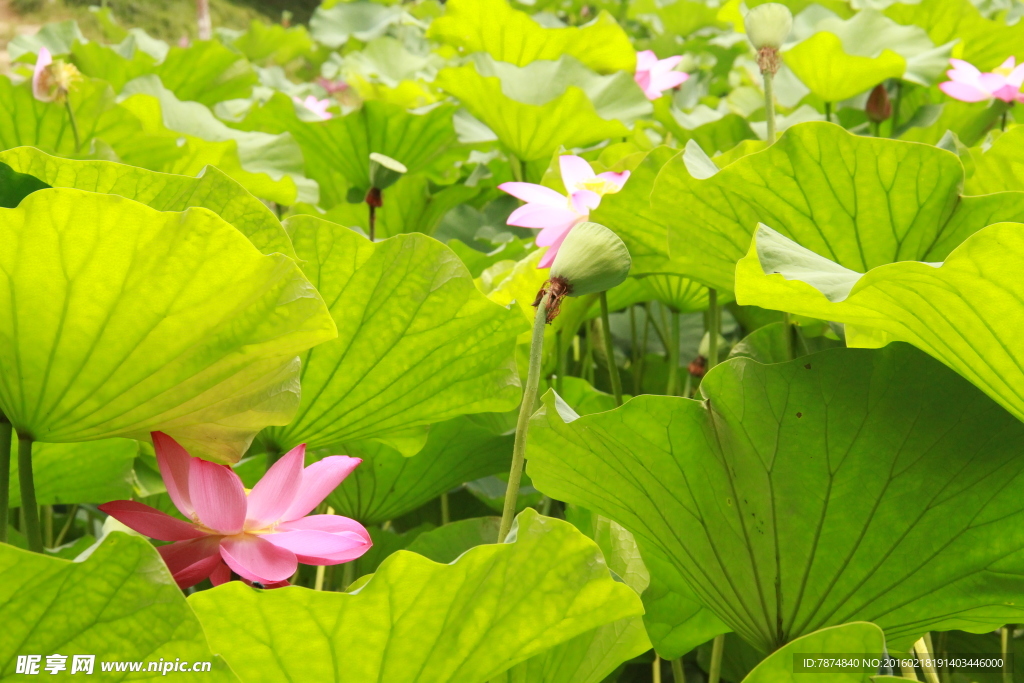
[98,500,206,541]
[278,514,369,535]
[650,55,685,76]
[220,535,297,583]
[948,59,980,77]
[1007,62,1024,88]
[507,203,581,230]
[32,47,53,102]
[153,432,194,518]
[535,222,577,248]
[209,561,232,586]
[998,57,1016,71]
[189,458,247,535]
[281,455,362,522]
[264,529,371,561]
[560,155,596,189]
[498,181,569,207]
[992,83,1022,102]
[636,50,659,71]
[595,170,631,189]
[651,71,689,93]
[538,245,559,268]
[571,189,601,213]
[634,70,652,93]
[978,72,1008,92]
[158,537,222,589]
[939,80,991,102]
[246,444,305,529]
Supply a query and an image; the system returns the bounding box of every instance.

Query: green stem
[890,81,903,138]
[707,289,720,370]
[824,101,832,124]
[708,634,725,683]
[556,330,566,394]
[368,203,376,242]
[913,635,940,683]
[53,504,78,547]
[1002,626,1014,683]
[671,656,686,683]
[498,292,550,542]
[666,309,680,396]
[599,292,623,406]
[440,492,450,525]
[0,414,11,543]
[64,98,81,152]
[1001,110,1009,132]
[763,68,776,144]
[18,434,42,553]
[653,655,662,683]
[43,505,53,548]
[510,155,525,183]
[342,561,355,592]
[682,370,692,399]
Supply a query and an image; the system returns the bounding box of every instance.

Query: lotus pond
[1,0,1024,680]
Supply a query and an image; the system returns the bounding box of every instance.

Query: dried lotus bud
[744,3,793,50]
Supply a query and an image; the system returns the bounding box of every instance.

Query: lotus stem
[314,506,336,590]
[368,204,376,242]
[1002,626,1014,683]
[708,634,725,683]
[824,101,832,124]
[653,655,662,683]
[599,292,623,406]
[666,309,680,396]
[556,330,566,394]
[18,434,42,552]
[763,69,776,144]
[0,413,11,543]
[1001,110,1009,132]
[913,636,940,683]
[890,81,903,137]
[53,504,78,547]
[342,561,355,591]
[707,288,720,370]
[43,505,53,548]
[498,291,550,542]
[440,492,450,525]
[671,656,686,682]
[64,99,81,152]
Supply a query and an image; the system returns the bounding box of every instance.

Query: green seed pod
[744,3,793,50]
[368,153,407,190]
[549,222,631,297]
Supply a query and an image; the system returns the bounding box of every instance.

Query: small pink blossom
[99,432,370,589]
[499,155,629,268]
[316,77,349,95]
[293,94,333,120]
[634,50,689,101]
[32,47,54,102]
[940,57,1024,104]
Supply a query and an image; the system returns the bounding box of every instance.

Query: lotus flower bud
[368,153,407,191]
[866,84,892,123]
[534,222,631,321]
[744,3,793,50]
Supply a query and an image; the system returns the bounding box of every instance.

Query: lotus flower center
[574,178,623,196]
[993,65,1014,77]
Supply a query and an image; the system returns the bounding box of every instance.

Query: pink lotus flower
[316,77,349,95]
[499,155,629,268]
[31,46,80,103]
[32,47,53,102]
[293,94,333,120]
[634,50,689,101]
[99,432,370,589]
[939,57,1024,104]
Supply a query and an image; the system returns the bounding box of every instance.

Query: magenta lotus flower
[99,432,370,589]
[498,155,629,268]
[634,50,689,101]
[293,94,333,120]
[940,57,1024,104]
[316,77,349,95]
[32,47,55,102]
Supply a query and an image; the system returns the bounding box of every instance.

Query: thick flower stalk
[100,433,371,589]
[940,57,1024,104]
[744,3,792,142]
[634,50,689,101]
[499,155,629,267]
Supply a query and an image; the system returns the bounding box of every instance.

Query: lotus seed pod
[744,3,793,50]
[549,222,631,297]
[368,153,407,190]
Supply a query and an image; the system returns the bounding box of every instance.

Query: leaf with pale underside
[190,510,644,683]
[0,188,336,462]
[742,623,885,683]
[649,121,1024,293]
[259,215,527,453]
[527,344,1024,653]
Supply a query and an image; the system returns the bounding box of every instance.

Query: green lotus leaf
[650,121,1024,293]
[7,439,137,507]
[436,54,651,162]
[784,32,905,103]
[653,101,756,156]
[886,0,1024,72]
[405,516,501,562]
[0,146,295,258]
[230,20,316,65]
[0,533,237,680]
[964,127,1024,195]
[527,344,1024,652]
[235,93,459,208]
[642,572,729,658]
[259,216,526,453]
[735,221,1024,424]
[324,416,512,525]
[0,188,336,462]
[190,509,644,683]
[310,1,408,48]
[428,0,635,73]
[628,0,725,39]
[6,20,84,63]
[639,273,709,313]
[741,623,885,683]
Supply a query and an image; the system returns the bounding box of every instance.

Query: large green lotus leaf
[527,344,1024,653]
[428,0,634,73]
[0,146,294,258]
[0,533,237,680]
[436,55,651,162]
[119,76,315,205]
[628,0,724,39]
[405,516,501,563]
[735,221,1024,424]
[231,20,316,65]
[235,93,459,208]
[190,509,644,683]
[325,416,512,525]
[886,0,1024,72]
[741,623,885,683]
[0,189,336,462]
[259,216,526,452]
[784,33,905,103]
[650,121,1024,293]
[310,1,408,48]
[7,438,137,507]
[964,127,1024,195]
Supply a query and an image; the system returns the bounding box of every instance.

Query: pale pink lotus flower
[293,94,333,120]
[99,432,370,589]
[32,47,55,102]
[316,77,349,94]
[940,57,1024,103]
[634,50,689,101]
[499,155,629,268]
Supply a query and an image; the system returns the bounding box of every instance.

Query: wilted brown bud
[866,84,892,123]
[688,356,707,378]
